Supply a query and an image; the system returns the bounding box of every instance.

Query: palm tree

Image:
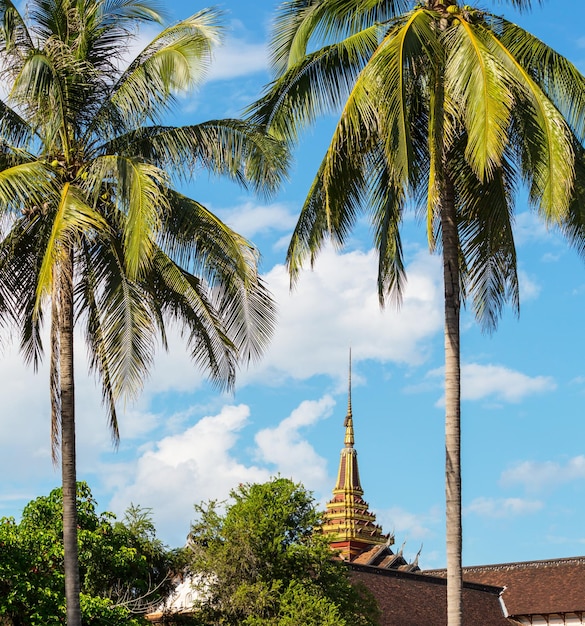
[248,1,585,623]
[0,1,286,624]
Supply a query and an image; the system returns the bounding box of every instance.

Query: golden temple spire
[322,350,389,560]
[344,349,354,448]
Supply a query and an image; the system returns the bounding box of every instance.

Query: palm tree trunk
[440,172,462,626]
[59,248,82,626]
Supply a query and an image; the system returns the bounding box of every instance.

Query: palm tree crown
[0,1,287,623]
[0,0,287,440]
[249,1,585,624]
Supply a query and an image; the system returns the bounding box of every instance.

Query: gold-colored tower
[322,351,390,560]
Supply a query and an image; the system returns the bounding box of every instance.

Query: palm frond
[249,24,383,143]
[453,147,519,332]
[88,155,168,278]
[100,0,165,25]
[0,161,55,216]
[0,0,34,53]
[0,217,33,328]
[35,183,108,314]
[213,270,276,369]
[270,0,409,74]
[486,23,574,220]
[0,98,34,148]
[161,191,276,365]
[444,19,513,181]
[559,144,585,258]
[286,138,368,285]
[498,18,585,144]
[93,9,222,134]
[108,120,289,196]
[368,144,406,306]
[0,216,49,366]
[150,249,239,388]
[10,50,69,154]
[427,60,445,252]
[371,9,437,191]
[161,190,256,285]
[77,234,157,431]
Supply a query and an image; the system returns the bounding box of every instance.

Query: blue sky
[2,0,585,570]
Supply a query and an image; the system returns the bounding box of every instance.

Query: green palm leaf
[109,120,289,195]
[97,9,222,132]
[486,22,574,219]
[250,24,383,143]
[271,0,409,73]
[36,183,108,312]
[370,9,436,190]
[0,161,55,215]
[444,19,513,181]
[452,146,519,331]
[499,18,585,143]
[78,236,156,435]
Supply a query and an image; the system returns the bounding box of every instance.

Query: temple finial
[344,348,354,447]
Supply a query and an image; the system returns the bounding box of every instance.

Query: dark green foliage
[0,483,182,626]
[186,478,379,626]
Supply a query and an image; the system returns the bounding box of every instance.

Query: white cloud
[238,246,443,387]
[426,363,556,406]
[500,456,585,493]
[513,211,553,246]
[465,497,543,518]
[518,269,541,301]
[254,396,335,491]
[377,505,442,544]
[108,404,270,545]
[207,38,268,81]
[216,201,298,239]
[107,398,335,545]
[462,363,556,402]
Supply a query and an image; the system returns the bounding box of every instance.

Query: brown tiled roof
[351,563,513,626]
[352,543,421,572]
[426,556,585,617]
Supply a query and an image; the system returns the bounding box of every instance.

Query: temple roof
[426,556,585,618]
[350,565,511,626]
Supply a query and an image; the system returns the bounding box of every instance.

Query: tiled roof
[462,557,585,617]
[351,563,513,626]
[425,556,585,617]
[352,543,421,572]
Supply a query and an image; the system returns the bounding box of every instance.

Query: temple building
[327,355,585,625]
[321,354,420,571]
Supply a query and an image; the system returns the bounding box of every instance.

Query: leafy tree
[248,1,585,624]
[0,0,286,623]
[186,478,378,625]
[0,483,181,626]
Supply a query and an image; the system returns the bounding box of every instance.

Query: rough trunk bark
[440,173,462,626]
[59,248,82,626]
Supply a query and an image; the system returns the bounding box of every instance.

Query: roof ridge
[425,555,585,574]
